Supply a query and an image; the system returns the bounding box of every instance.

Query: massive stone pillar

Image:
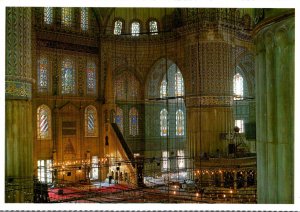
[186,41,234,162]
[254,10,294,203]
[5,8,33,203]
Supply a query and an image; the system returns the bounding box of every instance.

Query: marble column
[254,13,294,203]
[5,7,33,202]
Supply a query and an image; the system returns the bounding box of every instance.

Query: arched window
[175,71,184,97]
[176,109,184,136]
[37,105,51,139]
[44,7,53,25]
[85,105,98,137]
[86,61,96,95]
[129,107,139,136]
[162,151,169,171]
[160,79,167,98]
[116,107,123,134]
[80,7,88,31]
[38,57,49,92]
[61,58,75,95]
[149,20,158,35]
[114,20,122,35]
[131,21,140,36]
[233,73,243,99]
[61,8,72,27]
[160,109,168,136]
[114,71,140,101]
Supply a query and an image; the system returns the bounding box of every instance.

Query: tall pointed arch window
[61,8,72,27]
[160,109,168,136]
[86,61,96,95]
[85,105,98,137]
[175,71,184,97]
[160,79,167,98]
[233,73,243,100]
[116,107,124,134]
[80,7,88,31]
[149,20,158,35]
[176,109,184,136]
[38,57,49,93]
[44,7,53,25]
[129,107,139,136]
[61,58,75,95]
[114,20,122,35]
[131,21,140,36]
[37,105,51,139]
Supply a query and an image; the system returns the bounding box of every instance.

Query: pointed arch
[37,105,52,139]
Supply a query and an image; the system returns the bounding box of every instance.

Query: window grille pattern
[44,7,53,25]
[175,71,184,97]
[235,119,244,133]
[37,160,53,183]
[114,20,122,35]
[86,61,96,95]
[116,107,123,134]
[37,105,51,139]
[177,150,185,169]
[61,8,72,27]
[160,109,168,136]
[129,107,139,136]
[149,20,158,35]
[85,105,97,137]
[160,80,167,98]
[61,58,75,94]
[131,21,140,36]
[114,71,140,101]
[80,7,88,31]
[90,156,98,180]
[233,73,243,99]
[176,109,184,136]
[162,151,169,171]
[38,57,48,92]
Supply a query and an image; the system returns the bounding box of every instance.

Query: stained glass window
[177,150,185,169]
[235,119,244,133]
[86,61,96,95]
[37,159,52,183]
[115,71,140,101]
[131,21,140,36]
[160,109,168,136]
[85,105,98,137]
[176,109,184,136]
[129,107,138,136]
[233,73,243,99]
[160,79,167,98]
[116,107,123,134]
[114,20,122,35]
[61,8,72,27]
[37,105,51,139]
[61,58,75,95]
[175,71,184,97]
[38,57,48,92]
[149,20,158,35]
[162,151,169,171]
[80,7,88,31]
[44,7,53,25]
